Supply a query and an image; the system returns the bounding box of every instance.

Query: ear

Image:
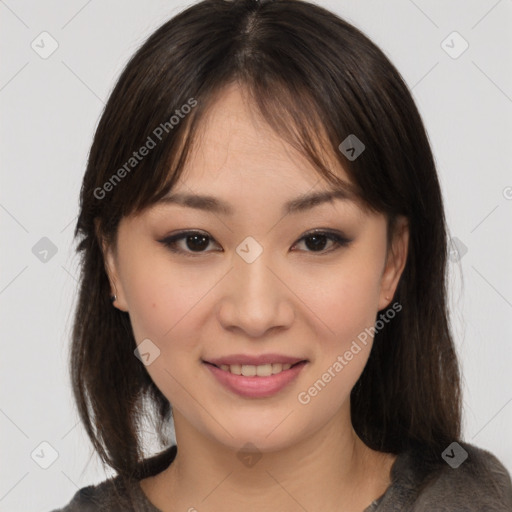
[95,219,129,312]
[378,216,409,311]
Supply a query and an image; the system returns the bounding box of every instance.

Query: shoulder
[48,475,147,512]
[387,442,512,511]
[49,445,176,511]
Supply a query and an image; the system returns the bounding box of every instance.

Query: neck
[142,404,395,512]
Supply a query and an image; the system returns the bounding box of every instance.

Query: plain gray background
[1,0,511,510]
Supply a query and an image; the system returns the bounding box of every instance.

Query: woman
[52,0,512,510]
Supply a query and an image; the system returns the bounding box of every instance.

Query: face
[103,83,408,454]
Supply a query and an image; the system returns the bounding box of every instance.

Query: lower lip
[204,361,308,398]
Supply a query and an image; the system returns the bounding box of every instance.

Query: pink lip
[204,360,308,398]
[205,353,306,366]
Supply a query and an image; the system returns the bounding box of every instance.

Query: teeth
[218,362,294,376]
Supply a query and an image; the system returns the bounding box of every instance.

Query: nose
[217,249,295,338]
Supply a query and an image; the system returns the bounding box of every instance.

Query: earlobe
[378,216,409,310]
[103,245,129,312]
[95,220,129,312]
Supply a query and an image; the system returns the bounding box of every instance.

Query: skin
[103,83,409,512]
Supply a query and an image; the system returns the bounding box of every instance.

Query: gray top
[50,442,512,511]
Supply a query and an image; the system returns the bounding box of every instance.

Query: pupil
[187,234,209,251]
[305,235,327,251]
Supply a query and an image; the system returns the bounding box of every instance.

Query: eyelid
[158,228,352,257]
[292,228,352,254]
[158,230,221,257]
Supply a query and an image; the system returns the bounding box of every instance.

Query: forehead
[177,83,353,192]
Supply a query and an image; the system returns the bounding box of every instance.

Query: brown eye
[158,229,351,258]
[159,231,221,256]
[182,233,210,251]
[293,230,352,254]
[303,233,330,251]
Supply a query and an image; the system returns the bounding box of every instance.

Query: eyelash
[158,229,352,258]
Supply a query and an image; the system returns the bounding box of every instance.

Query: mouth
[203,360,308,377]
[202,358,309,398]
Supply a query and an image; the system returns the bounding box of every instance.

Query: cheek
[298,257,383,344]
[293,263,382,412]
[121,260,212,401]
[120,255,222,349]
[120,261,169,342]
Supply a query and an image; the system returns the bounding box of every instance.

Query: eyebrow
[156,187,357,216]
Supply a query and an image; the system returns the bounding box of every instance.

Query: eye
[158,229,352,257]
[292,229,352,254]
[158,230,220,257]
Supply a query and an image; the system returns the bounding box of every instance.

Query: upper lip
[204,354,307,366]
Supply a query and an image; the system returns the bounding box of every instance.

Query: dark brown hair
[72,0,462,482]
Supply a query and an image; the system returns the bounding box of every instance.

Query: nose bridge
[236,245,275,298]
[218,237,293,336]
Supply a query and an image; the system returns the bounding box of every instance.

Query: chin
[203,414,309,454]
